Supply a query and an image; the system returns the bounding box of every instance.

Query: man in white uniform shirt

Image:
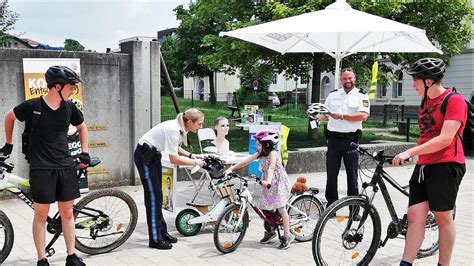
[319,68,370,212]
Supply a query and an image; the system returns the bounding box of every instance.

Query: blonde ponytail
[176,108,204,146]
[176,112,188,146]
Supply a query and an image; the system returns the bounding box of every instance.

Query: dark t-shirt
[13,97,84,170]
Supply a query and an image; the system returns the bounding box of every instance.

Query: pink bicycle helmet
[254,130,280,144]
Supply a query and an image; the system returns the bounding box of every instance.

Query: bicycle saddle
[89,157,101,167]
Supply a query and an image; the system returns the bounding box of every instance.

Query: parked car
[268,92,280,107]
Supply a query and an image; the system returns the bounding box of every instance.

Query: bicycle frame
[353,148,410,245]
[0,159,106,257]
[233,180,316,232]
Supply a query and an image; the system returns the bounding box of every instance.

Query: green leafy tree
[161,35,184,96]
[236,64,273,106]
[0,0,19,46]
[198,0,471,104]
[64,38,85,51]
[170,1,239,104]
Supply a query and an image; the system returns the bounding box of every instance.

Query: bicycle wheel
[288,194,324,242]
[74,189,138,255]
[0,210,14,264]
[213,203,249,254]
[417,207,456,258]
[312,196,382,265]
[175,208,202,236]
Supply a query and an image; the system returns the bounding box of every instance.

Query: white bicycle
[213,173,324,253]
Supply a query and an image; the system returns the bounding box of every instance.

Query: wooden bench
[227,105,240,118]
[393,115,418,142]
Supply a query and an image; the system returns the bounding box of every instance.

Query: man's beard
[343,82,354,90]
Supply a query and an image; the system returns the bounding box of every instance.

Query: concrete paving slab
[1,157,472,265]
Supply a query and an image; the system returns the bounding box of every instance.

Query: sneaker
[37,258,49,266]
[65,253,86,266]
[279,235,295,250]
[260,231,277,244]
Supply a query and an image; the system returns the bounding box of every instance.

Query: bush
[237,65,273,107]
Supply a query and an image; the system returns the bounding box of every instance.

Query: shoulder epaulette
[329,89,338,94]
[358,88,367,94]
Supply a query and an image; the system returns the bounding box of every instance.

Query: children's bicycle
[312,143,454,265]
[175,156,242,236]
[213,173,323,254]
[0,154,138,263]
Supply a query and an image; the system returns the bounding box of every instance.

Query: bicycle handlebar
[256,177,271,189]
[350,142,405,164]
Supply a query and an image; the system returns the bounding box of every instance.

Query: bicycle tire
[312,196,381,265]
[288,194,324,242]
[74,189,138,255]
[213,203,249,254]
[0,210,14,264]
[175,208,202,236]
[417,206,456,258]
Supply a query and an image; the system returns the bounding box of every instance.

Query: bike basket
[217,185,234,203]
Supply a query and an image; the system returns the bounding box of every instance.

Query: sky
[9,0,190,52]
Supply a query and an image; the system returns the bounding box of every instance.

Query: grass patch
[161,97,417,153]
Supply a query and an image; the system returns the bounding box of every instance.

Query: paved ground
[1,157,472,265]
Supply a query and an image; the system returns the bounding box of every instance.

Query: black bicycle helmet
[45,65,84,87]
[406,58,445,82]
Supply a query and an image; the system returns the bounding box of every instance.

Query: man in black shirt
[0,66,89,266]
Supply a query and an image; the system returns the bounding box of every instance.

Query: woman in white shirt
[134,108,205,250]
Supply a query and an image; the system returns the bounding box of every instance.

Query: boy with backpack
[0,66,89,266]
[392,58,468,266]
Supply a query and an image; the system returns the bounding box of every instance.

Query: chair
[227,92,241,118]
[197,128,217,154]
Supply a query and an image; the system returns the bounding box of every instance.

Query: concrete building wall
[0,41,160,198]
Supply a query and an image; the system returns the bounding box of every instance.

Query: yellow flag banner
[369,61,378,100]
[280,125,290,167]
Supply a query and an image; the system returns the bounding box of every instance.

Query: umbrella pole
[334,56,342,90]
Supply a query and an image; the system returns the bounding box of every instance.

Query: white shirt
[324,87,370,133]
[138,119,183,156]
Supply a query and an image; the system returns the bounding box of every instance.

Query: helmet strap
[420,79,438,108]
[57,84,67,102]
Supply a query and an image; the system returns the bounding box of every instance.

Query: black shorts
[29,167,80,204]
[409,162,465,211]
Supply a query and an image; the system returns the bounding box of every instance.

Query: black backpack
[440,88,474,156]
[21,98,42,162]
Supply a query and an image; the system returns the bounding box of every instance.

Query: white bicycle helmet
[307,103,331,119]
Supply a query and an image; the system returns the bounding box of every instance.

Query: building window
[392,70,403,98]
[377,83,387,98]
[272,73,278,85]
[321,76,332,99]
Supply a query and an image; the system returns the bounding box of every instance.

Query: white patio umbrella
[220,0,442,90]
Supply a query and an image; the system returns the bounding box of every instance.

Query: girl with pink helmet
[224,129,293,249]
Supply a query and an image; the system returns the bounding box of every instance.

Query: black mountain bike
[0,154,138,263]
[312,143,453,265]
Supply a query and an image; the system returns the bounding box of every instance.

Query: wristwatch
[340,114,344,120]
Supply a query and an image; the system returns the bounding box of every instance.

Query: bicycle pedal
[46,248,55,257]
